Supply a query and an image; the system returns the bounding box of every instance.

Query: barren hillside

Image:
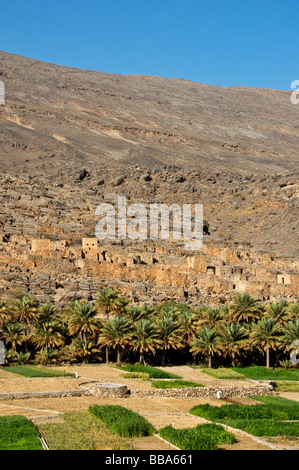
[0,51,298,176]
[0,51,298,304]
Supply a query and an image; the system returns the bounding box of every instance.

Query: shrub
[89,405,156,437]
[159,424,235,450]
[0,416,43,450]
[116,364,181,379]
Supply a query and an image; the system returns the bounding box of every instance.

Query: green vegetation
[0,291,298,369]
[89,405,156,437]
[220,420,299,437]
[117,364,181,379]
[151,380,204,389]
[275,381,299,392]
[0,415,43,450]
[159,424,236,450]
[232,366,299,381]
[119,372,150,379]
[201,368,245,380]
[2,365,72,378]
[38,411,133,450]
[190,399,299,437]
[190,403,299,421]
[249,395,299,406]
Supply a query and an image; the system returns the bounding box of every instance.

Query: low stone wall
[0,390,88,401]
[0,382,275,401]
[130,383,275,399]
[87,383,129,398]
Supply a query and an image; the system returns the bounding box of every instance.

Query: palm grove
[0,289,298,369]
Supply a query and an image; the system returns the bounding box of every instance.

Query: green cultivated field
[89,405,156,437]
[159,424,236,450]
[151,380,204,389]
[3,365,72,378]
[38,411,133,450]
[190,397,299,437]
[117,364,181,379]
[0,415,43,450]
[232,366,299,381]
[201,368,245,380]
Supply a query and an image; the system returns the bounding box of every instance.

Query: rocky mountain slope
[0,51,298,304]
[0,51,298,176]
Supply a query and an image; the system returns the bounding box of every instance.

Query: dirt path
[278,392,299,402]
[158,365,254,387]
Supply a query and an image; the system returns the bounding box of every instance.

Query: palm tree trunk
[162,350,166,367]
[106,346,109,365]
[231,351,236,367]
[266,346,270,369]
[139,351,146,366]
[208,354,212,368]
[117,345,121,363]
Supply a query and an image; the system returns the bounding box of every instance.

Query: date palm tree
[96,289,129,364]
[37,303,60,323]
[154,313,184,366]
[250,318,282,368]
[282,319,299,363]
[32,320,65,350]
[96,288,128,320]
[178,309,198,346]
[131,319,161,365]
[6,350,31,365]
[71,338,102,364]
[287,302,299,322]
[34,348,59,365]
[196,307,224,329]
[265,300,290,326]
[229,293,263,324]
[1,322,26,352]
[67,303,102,348]
[190,328,220,368]
[10,295,38,330]
[98,316,133,363]
[0,299,12,329]
[123,305,153,326]
[155,301,181,320]
[218,322,248,366]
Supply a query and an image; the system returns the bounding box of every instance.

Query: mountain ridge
[1,50,298,177]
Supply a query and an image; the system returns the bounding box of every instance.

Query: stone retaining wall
[0,382,275,401]
[0,390,89,401]
[129,383,275,398]
[87,383,129,398]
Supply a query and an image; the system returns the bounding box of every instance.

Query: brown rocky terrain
[0,51,298,305]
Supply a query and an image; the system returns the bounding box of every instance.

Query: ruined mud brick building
[0,170,298,307]
[0,232,298,306]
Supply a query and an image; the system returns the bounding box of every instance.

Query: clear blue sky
[0,0,298,89]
